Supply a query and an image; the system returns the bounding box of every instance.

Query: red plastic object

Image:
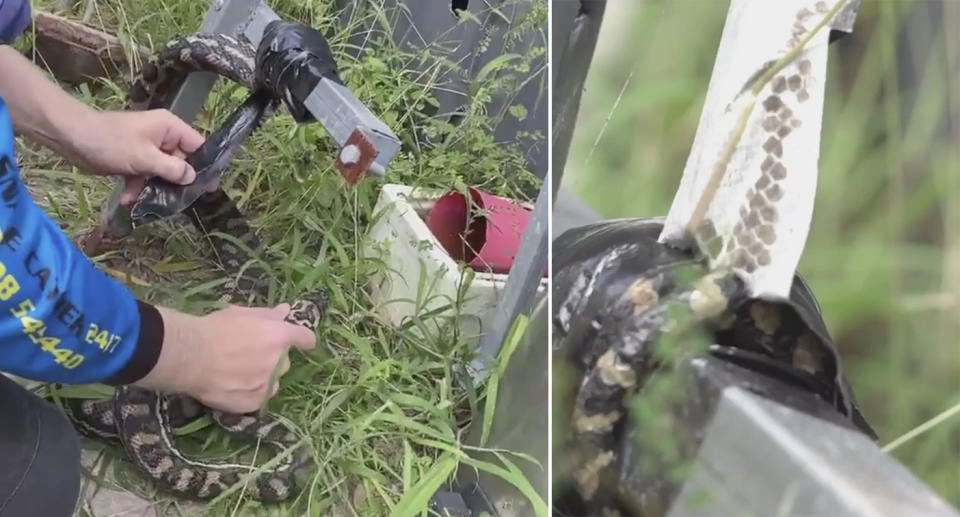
[425,187,533,275]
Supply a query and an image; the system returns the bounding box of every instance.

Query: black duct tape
[255,19,342,123]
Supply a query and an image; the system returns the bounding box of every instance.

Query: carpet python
[552,218,877,516]
[60,33,333,502]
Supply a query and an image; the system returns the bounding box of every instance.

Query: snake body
[130,90,278,224]
[127,34,280,224]
[62,32,333,501]
[552,218,876,516]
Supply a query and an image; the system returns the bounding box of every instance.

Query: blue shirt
[0,0,30,45]
[0,95,157,384]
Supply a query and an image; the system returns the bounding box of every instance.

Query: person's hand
[63,109,208,205]
[137,304,317,414]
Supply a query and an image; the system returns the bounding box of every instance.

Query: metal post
[666,363,960,516]
[436,296,550,517]
[550,0,608,202]
[165,0,262,123]
[553,350,960,516]
[467,179,549,383]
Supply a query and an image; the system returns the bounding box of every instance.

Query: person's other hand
[138,304,316,414]
[64,109,209,204]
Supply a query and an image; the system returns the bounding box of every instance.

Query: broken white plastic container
[364,184,547,348]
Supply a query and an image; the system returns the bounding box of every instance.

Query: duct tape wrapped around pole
[253,20,343,123]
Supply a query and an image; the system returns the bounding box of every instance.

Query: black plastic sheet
[130,90,276,224]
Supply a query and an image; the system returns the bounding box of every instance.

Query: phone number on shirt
[0,254,124,370]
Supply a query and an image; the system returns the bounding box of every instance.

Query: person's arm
[0,46,92,158]
[0,97,315,410]
[0,48,317,413]
[0,45,200,202]
[0,94,162,385]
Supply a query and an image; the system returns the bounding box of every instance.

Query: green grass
[563,0,959,507]
[14,0,546,515]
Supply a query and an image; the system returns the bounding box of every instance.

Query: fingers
[203,372,285,413]
[266,304,292,320]
[262,353,290,405]
[263,355,289,404]
[120,176,145,205]
[222,303,290,320]
[139,147,197,185]
[119,145,192,205]
[154,109,205,155]
[239,369,285,412]
[277,352,291,376]
[131,110,203,185]
[175,301,313,415]
[209,391,267,414]
[286,324,317,351]
[219,303,315,350]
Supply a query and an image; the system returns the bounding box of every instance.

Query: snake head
[286,290,329,330]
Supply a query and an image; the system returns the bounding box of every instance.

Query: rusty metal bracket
[334,129,378,186]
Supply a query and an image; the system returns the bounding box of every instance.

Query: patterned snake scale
[60,34,328,502]
[552,219,877,516]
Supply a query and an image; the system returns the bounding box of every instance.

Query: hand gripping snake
[60,28,339,502]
